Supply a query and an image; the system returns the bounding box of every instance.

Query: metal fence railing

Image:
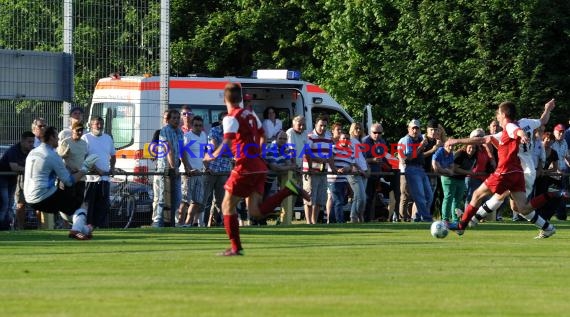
[2,168,569,230]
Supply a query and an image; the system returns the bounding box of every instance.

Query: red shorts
[484,171,526,195]
[224,158,267,197]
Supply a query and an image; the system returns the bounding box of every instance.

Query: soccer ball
[430,221,449,239]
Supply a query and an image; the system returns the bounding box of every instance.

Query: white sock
[71,208,88,232]
[521,210,552,230]
[476,197,503,218]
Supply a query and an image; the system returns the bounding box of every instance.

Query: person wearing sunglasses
[59,106,84,144]
[30,117,49,228]
[180,116,208,227]
[362,123,389,222]
[180,105,194,134]
[57,121,89,228]
[347,122,368,223]
[177,105,194,224]
[32,117,47,148]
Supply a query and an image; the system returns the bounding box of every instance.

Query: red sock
[259,188,293,215]
[460,204,477,229]
[224,214,242,252]
[529,194,548,209]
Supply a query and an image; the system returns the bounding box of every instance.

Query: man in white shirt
[82,116,116,228]
[286,116,308,168]
[181,115,208,226]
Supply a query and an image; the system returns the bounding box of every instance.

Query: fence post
[280,170,294,225]
[168,170,176,227]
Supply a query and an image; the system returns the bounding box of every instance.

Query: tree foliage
[310,0,570,139]
[168,0,570,139]
[0,0,568,141]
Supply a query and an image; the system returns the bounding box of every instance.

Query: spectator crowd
[1,99,569,235]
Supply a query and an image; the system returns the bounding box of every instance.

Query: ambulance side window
[91,102,134,149]
[170,105,226,134]
[276,108,291,131]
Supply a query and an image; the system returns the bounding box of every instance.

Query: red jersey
[469,147,492,181]
[492,122,523,175]
[223,107,267,173]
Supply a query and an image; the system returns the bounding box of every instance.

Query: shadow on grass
[1,221,567,243]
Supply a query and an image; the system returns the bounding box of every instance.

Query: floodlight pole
[63,0,74,126]
[160,0,170,113]
[160,0,176,227]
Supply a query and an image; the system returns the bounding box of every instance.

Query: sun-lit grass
[1,221,570,317]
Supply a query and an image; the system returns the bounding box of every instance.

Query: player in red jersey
[204,83,310,256]
[446,101,563,239]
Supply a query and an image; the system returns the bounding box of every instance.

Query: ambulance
[88,69,357,179]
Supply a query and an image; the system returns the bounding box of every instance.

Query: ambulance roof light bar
[252,69,301,80]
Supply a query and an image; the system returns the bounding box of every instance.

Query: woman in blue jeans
[348,123,368,223]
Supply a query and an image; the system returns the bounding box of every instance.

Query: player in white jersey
[469,99,555,226]
[517,117,543,195]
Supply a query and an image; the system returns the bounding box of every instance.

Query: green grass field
[1,222,570,317]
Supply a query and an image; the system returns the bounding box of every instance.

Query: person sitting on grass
[23,126,98,240]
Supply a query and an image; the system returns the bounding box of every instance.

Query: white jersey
[516,118,541,195]
[516,118,541,173]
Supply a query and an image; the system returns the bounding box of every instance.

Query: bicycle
[109,169,153,229]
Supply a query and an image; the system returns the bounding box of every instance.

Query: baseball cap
[554,124,565,131]
[408,119,421,128]
[69,106,84,115]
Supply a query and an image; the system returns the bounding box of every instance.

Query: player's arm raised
[539,98,555,126]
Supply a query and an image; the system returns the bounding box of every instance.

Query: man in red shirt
[204,83,310,256]
[447,101,565,239]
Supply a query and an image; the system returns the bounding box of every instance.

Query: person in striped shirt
[328,133,358,223]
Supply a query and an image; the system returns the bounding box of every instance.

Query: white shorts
[520,155,536,196]
[523,169,536,197]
